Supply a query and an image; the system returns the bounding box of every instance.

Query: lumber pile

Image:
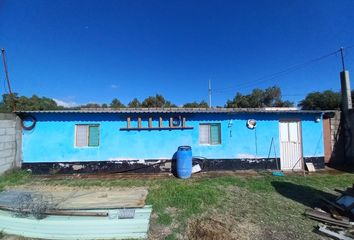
[0,188,148,219]
[304,184,354,240]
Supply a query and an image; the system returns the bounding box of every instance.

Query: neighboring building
[16,108,330,174]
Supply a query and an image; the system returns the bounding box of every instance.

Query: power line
[212,45,354,94]
[214,50,339,93]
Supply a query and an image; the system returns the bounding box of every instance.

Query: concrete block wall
[346,110,354,162]
[0,113,21,174]
[330,111,341,150]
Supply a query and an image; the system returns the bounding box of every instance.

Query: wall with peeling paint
[21,112,324,163]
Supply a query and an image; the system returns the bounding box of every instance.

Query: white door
[279,120,303,170]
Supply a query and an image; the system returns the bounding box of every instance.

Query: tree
[225,86,293,108]
[183,100,209,108]
[0,93,63,112]
[141,94,176,108]
[128,98,141,108]
[298,90,341,110]
[110,98,125,108]
[80,103,101,108]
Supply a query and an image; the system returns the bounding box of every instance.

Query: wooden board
[0,188,148,210]
[323,118,332,163]
[305,162,316,172]
[305,209,350,228]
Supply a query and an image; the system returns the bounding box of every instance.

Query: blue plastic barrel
[176,146,192,179]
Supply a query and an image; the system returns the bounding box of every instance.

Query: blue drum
[176,146,192,179]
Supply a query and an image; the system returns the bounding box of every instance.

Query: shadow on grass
[271,181,337,208]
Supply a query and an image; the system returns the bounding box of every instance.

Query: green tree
[128,98,141,108]
[0,93,63,112]
[141,94,176,108]
[298,90,341,110]
[225,86,293,108]
[110,98,125,108]
[183,100,209,108]
[80,103,102,108]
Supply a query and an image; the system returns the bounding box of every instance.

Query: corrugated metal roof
[14,107,331,114]
[0,206,152,239]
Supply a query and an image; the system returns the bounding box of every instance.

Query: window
[75,124,100,147]
[199,123,221,145]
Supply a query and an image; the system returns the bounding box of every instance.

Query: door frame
[278,118,304,171]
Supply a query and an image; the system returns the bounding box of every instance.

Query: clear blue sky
[1,0,354,107]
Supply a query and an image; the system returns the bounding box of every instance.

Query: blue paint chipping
[20,111,324,167]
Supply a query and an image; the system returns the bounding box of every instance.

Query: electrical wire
[213,49,340,94]
[212,44,354,94]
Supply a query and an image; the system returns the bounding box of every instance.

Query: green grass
[2,170,354,239]
[0,170,31,191]
[164,233,177,240]
[157,212,173,225]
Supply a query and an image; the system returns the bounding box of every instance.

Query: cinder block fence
[0,113,21,174]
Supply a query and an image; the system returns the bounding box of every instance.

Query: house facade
[16,108,328,174]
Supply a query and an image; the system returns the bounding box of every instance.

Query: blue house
[16,108,329,174]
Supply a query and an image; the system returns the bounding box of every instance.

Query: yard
[0,170,354,240]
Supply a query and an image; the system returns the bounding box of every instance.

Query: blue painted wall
[21,112,324,163]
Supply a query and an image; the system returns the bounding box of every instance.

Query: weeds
[2,170,354,239]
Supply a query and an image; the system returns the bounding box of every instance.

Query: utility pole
[339,47,353,163]
[1,49,16,111]
[340,47,352,111]
[208,79,212,108]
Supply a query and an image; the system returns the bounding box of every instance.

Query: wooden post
[149,117,152,128]
[159,117,163,128]
[169,117,173,128]
[138,117,142,128]
[127,117,131,128]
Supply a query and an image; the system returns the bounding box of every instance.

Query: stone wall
[0,113,21,174]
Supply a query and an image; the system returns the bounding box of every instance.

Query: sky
[1,0,354,107]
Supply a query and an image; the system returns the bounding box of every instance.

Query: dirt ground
[1,169,350,240]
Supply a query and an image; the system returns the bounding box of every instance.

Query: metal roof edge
[14,108,334,114]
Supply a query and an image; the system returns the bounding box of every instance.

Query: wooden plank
[120,127,194,131]
[0,205,108,217]
[169,117,173,128]
[159,117,162,128]
[335,189,354,198]
[322,198,346,212]
[318,224,352,240]
[127,117,131,128]
[138,117,141,129]
[323,118,332,163]
[148,117,152,128]
[305,162,316,172]
[305,209,350,228]
[0,189,148,210]
[327,205,348,221]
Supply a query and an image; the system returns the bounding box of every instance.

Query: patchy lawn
[1,170,354,240]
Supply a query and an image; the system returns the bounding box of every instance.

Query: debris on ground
[0,187,148,210]
[304,184,354,239]
[0,187,152,239]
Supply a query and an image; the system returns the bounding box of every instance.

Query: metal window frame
[74,124,100,148]
[199,123,221,145]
